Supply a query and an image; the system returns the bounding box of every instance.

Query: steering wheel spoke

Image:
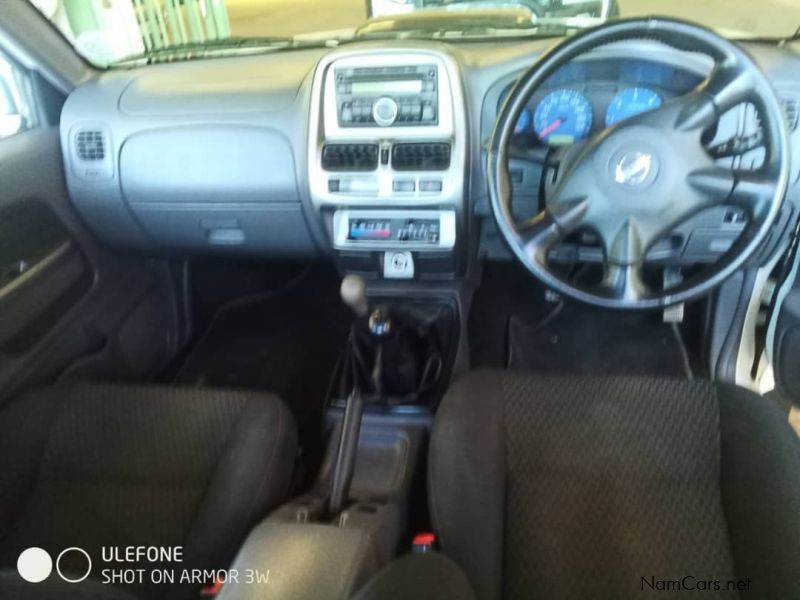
[518,199,588,264]
[517,212,562,264]
[687,166,736,198]
[588,218,651,301]
[600,262,649,302]
[705,62,757,112]
[507,143,550,164]
[731,171,778,216]
[603,218,647,266]
[677,63,756,132]
[688,166,777,218]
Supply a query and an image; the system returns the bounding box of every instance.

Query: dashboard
[58,37,800,282]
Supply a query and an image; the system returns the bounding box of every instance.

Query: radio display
[350,80,423,96]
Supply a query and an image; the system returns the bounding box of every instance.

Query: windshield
[28,0,800,67]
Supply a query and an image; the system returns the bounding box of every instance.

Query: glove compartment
[120,125,314,255]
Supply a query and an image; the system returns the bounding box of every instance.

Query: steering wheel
[487,18,791,309]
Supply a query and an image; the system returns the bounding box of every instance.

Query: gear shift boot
[336,303,452,406]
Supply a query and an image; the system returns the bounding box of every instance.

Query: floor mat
[469,262,551,368]
[175,263,352,433]
[508,304,691,378]
[470,262,693,378]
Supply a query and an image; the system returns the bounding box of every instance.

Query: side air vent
[392,143,451,171]
[781,96,800,131]
[75,129,106,161]
[71,125,113,181]
[321,144,379,171]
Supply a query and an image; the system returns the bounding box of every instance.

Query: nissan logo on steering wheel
[614,151,655,187]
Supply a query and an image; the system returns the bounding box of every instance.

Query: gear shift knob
[340,275,368,317]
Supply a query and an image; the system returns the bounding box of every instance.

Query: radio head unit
[335,65,438,127]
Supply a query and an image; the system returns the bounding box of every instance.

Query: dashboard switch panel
[333,210,456,251]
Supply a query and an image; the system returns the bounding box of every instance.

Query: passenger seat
[0,382,297,599]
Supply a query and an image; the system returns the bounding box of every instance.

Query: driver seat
[369,371,800,599]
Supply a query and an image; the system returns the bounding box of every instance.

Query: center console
[214,52,468,600]
[308,48,468,280]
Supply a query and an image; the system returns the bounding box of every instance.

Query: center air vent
[781,96,800,131]
[75,129,106,161]
[321,144,378,171]
[392,143,451,171]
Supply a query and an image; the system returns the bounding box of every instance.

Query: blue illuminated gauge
[515,107,533,134]
[605,87,663,127]
[533,89,593,145]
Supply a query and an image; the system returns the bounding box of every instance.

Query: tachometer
[533,89,593,145]
[605,87,662,126]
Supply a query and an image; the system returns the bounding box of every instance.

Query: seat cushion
[0,382,297,599]
[352,553,476,600]
[430,371,800,600]
[0,571,139,600]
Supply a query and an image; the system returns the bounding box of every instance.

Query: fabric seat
[421,371,800,600]
[0,382,297,599]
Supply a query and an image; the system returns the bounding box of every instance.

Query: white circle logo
[56,547,92,584]
[17,547,53,583]
[614,151,654,186]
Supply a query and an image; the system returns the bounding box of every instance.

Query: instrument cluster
[504,58,702,146]
[516,85,665,145]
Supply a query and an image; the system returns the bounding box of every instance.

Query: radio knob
[373,97,398,127]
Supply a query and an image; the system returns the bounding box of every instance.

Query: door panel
[0,127,182,402]
[0,199,91,350]
[769,227,800,402]
[0,241,89,351]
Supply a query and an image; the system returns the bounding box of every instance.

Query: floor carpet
[470,262,693,378]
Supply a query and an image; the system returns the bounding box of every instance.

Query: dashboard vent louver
[781,96,800,131]
[75,129,106,161]
[392,143,451,171]
[321,144,378,171]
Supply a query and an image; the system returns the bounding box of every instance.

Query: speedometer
[533,89,593,145]
[605,87,662,126]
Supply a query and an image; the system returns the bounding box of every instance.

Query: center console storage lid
[218,521,379,600]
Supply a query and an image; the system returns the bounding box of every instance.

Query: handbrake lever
[328,307,393,517]
[328,276,371,518]
[328,386,365,518]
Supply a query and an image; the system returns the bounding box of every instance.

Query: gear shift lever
[341,275,368,317]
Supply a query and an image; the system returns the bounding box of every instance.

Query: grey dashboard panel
[59,37,800,259]
[120,126,298,204]
[131,203,314,254]
[117,56,306,116]
[60,50,327,255]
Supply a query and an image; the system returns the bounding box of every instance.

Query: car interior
[1,0,799,598]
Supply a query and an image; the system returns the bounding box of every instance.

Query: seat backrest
[0,382,297,599]
[429,371,800,599]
